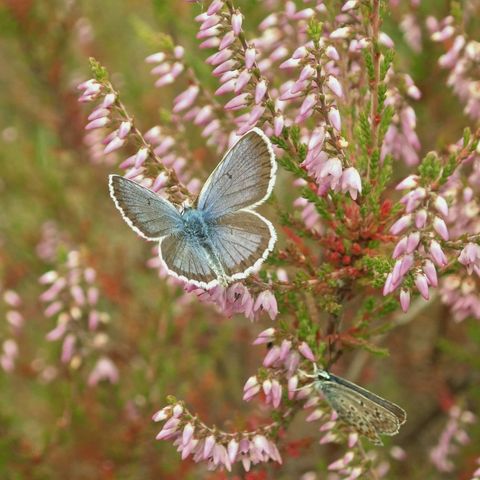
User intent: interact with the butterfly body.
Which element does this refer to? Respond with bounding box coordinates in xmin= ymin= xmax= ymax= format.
xmin=109 ymin=128 xmax=277 ymax=288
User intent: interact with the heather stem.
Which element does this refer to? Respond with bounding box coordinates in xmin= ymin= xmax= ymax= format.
xmin=368 ymin=0 xmax=382 ymax=179
xmin=108 ymin=83 xmax=193 ymax=204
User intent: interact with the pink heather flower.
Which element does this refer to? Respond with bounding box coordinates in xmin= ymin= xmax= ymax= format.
xmin=393 ymin=236 xmax=408 ymax=259
xmin=86 ymin=117 xmax=109 ymax=130
xmin=423 ymin=260 xmax=438 ymax=286
xmin=433 ymin=217 xmax=449 ymax=241
xmin=252 ymin=327 xmax=275 ymax=345
xmin=224 ymin=93 xmax=250 ymax=110
xmin=299 ymin=94 xmax=316 ymax=116
xmin=243 ymin=375 xmax=259 ymax=392
xmin=330 ymin=27 xmax=351 ymax=39
xmin=320 ymin=158 xmax=343 ymax=189
xmin=279 ymin=339 xmax=292 ymax=361
xmin=415 ymin=274 xmax=430 ymax=300
xmin=263 ymin=346 xmax=281 ymax=367
xmin=61 ymin=334 xmax=76 ymax=363
xmin=430 ymin=240 xmax=448 ymax=267
xmin=271 ymin=380 xmax=282 ymax=407
xmin=390 ymin=214 xmax=412 ymax=235
xmin=298 ymin=342 xmax=315 ymax=361
xmin=173 ymin=85 xmax=200 ymax=112
xmin=396 ymin=174 xmax=419 ymax=190
xmin=329 ymin=451 xmax=355 ymax=471
xmin=326 ymin=45 xmax=340 ymax=60
xmin=328 ymin=108 xmax=341 ymax=131
xmin=253 ymin=290 xmax=278 ymax=320
xmin=434 ymin=195 xmax=449 ymax=218
xmin=406 ymin=232 xmax=421 ymax=254
xmin=288 ymin=376 xmax=298 ymax=399
xmin=308 ymin=127 xmax=326 ymax=150
xmin=342 ymin=0 xmax=358 ymax=11
xmin=207 ymin=49 xmax=232 ymax=66
xmin=235 ymin=69 xmax=252 ymax=93
xmin=400 ymin=289 xmax=411 ymax=312
xmin=104 ymin=136 xmax=125 ymax=154
xmin=88 ymin=357 xmax=119 ymax=385
xmin=340 ymin=167 xmax=362 ymax=200
xmin=255 ymin=80 xmax=268 ymax=104
xmin=326 ymin=76 xmax=343 ymax=97
xmin=231 ymin=12 xmax=243 ymax=35
xmin=200 ymin=14 xmax=220 ymax=31
xmin=245 ymin=47 xmax=256 ymax=69
xmin=212 ymin=59 xmax=237 ymax=76
xmin=415 ymin=209 xmax=428 ymax=229
xmin=458 ymin=243 xmax=480 ymax=275
xmin=273 ymin=115 xmax=284 ymax=136
xmin=400 ymin=254 xmax=414 ymax=276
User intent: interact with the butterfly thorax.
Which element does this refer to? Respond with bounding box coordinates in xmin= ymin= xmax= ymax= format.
xmin=180 ymin=208 xmax=228 ymax=286
xmin=180 ymin=208 xmax=212 ymax=241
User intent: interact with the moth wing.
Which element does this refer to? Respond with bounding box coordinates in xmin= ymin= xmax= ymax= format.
xmin=320 ymin=381 xmax=384 ymax=445
xmin=197 ymin=128 xmax=276 ymax=218
xmin=109 ymin=175 xmax=182 ymax=240
xmin=210 ymin=210 xmax=276 ymax=281
xmin=320 ymin=380 xmax=404 ymax=444
xmin=160 ymin=233 xmax=216 ymax=288
xmin=328 ymin=374 xmax=407 ymax=426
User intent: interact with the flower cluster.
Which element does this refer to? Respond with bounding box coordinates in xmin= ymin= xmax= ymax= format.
xmin=153 ymin=401 xmax=282 ymax=472
xmin=430 ymin=405 xmax=476 ymax=473
xmin=428 ymin=15 xmax=480 ymax=120
xmin=384 ymin=173 xmax=450 ymax=310
xmin=1 ymin=289 xmax=24 ymax=373
xmin=39 ymin=250 xmax=118 ymax=385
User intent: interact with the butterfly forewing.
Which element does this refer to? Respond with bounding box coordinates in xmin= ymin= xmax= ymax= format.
xmin=328 ymin=373 xmax=407 ymax=426
xmin=109 ymin=175 xmax=182 ymax=240
xmin=197 ymin=128 xmax=277 ymax=218
xmin=211 ymin=210 xmax=276 ymax=280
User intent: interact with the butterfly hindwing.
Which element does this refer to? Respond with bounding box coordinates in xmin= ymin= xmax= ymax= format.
xmin=210 ymin=210 xmax=276 ymax=280
xmin=197 ymin=128 xmax=277 ymax=218
xmin=109 ymin=175 xmax=182 ymax=240
xmin=161 ymin=232 xmax=216 ymax=286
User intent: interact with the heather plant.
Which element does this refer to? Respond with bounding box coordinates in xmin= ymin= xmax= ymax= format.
xmin=1 ymin=0 xmax=480 ymax=478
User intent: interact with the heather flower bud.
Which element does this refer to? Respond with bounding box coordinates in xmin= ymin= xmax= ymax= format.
xmin=415 ymin=274 xmax=430 ymax=300
xmin=326 ymin=76 xmax=343 ymax=97
xmin=328 ymin=108 xmax=341 ymax=131
xmin=231 ymin=12 xmax=243 ymax=35
xmin=400 ymin=289 xmax=411 ymax=312
xmin=330 ymin=27 xmax=351 ymax=39
xmin=245 ymin=47 xmax=256 ymax=69
xmin=390 ymin=214 xmax=412 ymax=235
xmin=433 ymin=217 xmax=449 ymax=241
xmin=433 ymin=195 xmax=449 ymax=218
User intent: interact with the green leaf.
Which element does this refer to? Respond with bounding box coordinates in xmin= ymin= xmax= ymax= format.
xmin=89 ymin=57 xmax=109 ymax=82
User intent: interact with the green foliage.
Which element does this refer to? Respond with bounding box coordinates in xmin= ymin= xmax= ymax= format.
xmin=131 ymin=16 xmax=175 ymax=51
xmin=363 ymin=50 xmax=375 ymax=82
xmin=418 ymin=151 xmax=442 ymax=182
xmin=380 ymin=49 xmax=395 ymax=81
xmin=307 ymin=18 xmax=323 ymax=44
xmin=89 ymin=57 xmax=109 ymax=82
xmin=361 ymin=255 xmax=394 ymax=288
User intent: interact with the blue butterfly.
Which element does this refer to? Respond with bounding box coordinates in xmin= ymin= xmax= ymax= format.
xmin=109 ymin=128 xmax=277 ymax=289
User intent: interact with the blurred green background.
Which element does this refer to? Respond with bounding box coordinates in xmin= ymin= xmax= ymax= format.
xmin=0 ymin=0 xmax=479 ymax=479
